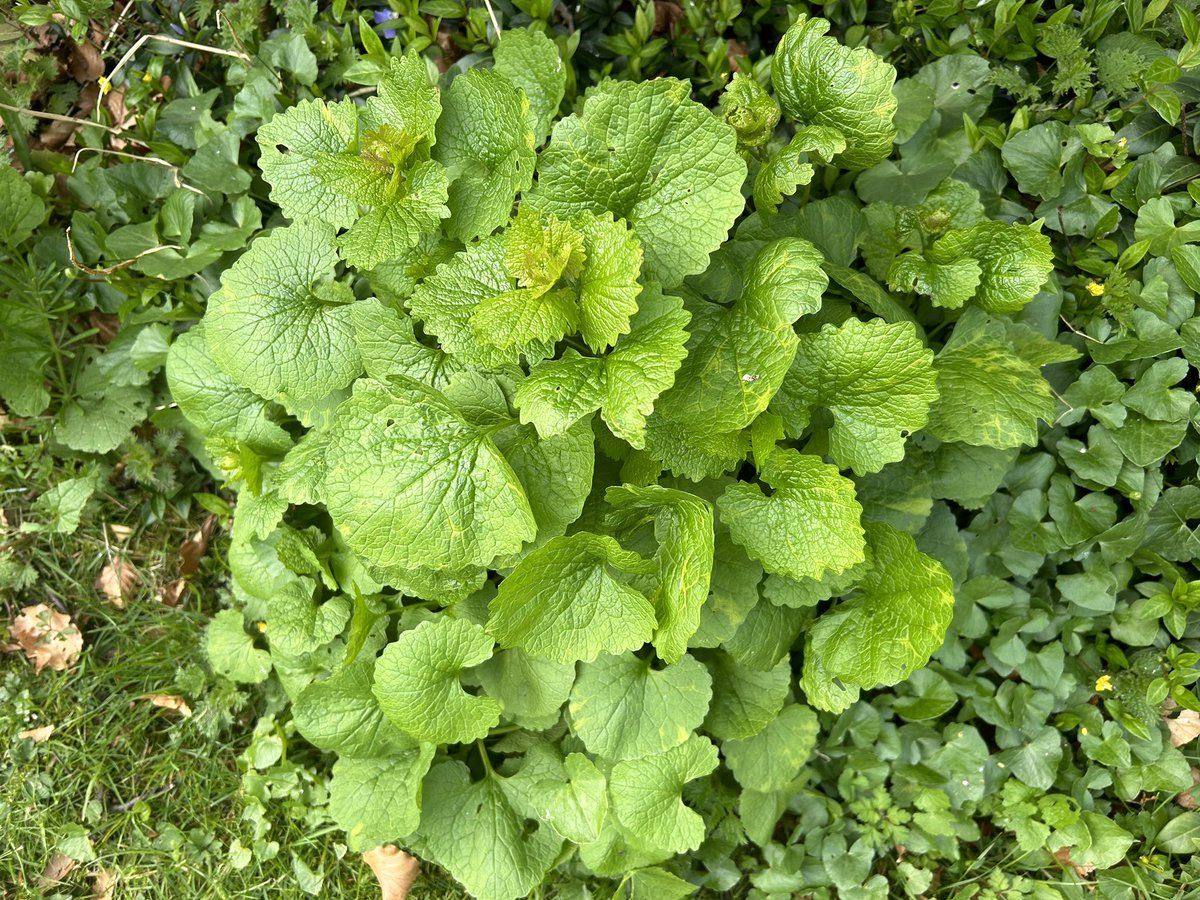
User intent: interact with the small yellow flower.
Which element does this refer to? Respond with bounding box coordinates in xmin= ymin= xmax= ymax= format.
xmin=1095 ymin=674 xmax=1113 ymax=692
xmin=142 ymin=72 xmax=153 ymax=84
xmin=98 ymin=75 xmax=111 ymax=96
xmin=1080 ymin=726 xmax=1088 ymax=736
xmin=1086 ymin=281 xmax=1105 ymax=297
xmin=256 ymin=621 xmax=267 ymax=633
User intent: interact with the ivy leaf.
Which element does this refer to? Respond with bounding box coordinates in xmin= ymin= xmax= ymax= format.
xmin=322 ymin=378 xmax=535 ymax=572
xmin=569 ymin=652 xmax=712 ymax=760
xmin=530 ymin=78 xmax=746 ymax=287
xmin=605 ymin=485 xmax=715 ymax=663
xmin=771 ymin=14 xmax=897 ymax=170
xmin=805 ymin=523 xmax=954 ymax=704
xmin=204 ymin=223 xmax=361 ymax=401
xmin=773 ymin=318 xmax=938 ymax=475
xmin=717 ymin=448 xmax=865 ymax=581
xmin=609 ymin=735 xmax=720 ymax=855
xmin=434 ymin=69 xmax=535 ymax=242
xmin=487 ymin=533 xmax=656 ymax=664
xmin=373 ymin=618 xmax=501 ymax=745
xmin=515 ymin=286 xmax=691 ymax=448
xmin=417 ymin=761 xmax=563 ymax=900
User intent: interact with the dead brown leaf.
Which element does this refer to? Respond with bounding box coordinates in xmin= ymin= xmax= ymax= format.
xmin=159 ymin=579 xmax=187 ymax=607
xmin=1167 ymin=709 xmax=1200 ymax=747
xmin=39 ymin=852 xmax=77 ymax=889
xmin=179 ymin=515 xmax=216 ymax=576
xmin=363 ymin=845 xmax=419 ymax=900
xmin=8 ymin=604 xmax=83 ymax=674
xmin=18 ymin=724 xmax=55 ymax=743
xmin=69 ymin=41 xmax=104 ymax=81
xmin=95 ymin=556 xmax=139 ymax=608
xmin=1053 ymin=846 xmax=1096 ymax=878
xmin=140 ymin=694 xmax=192 ymax=717
xmin=91 ymin=866 xmax=116 ymax=900
xmin=108 ymin=524 xmax=134 ymax=542
xmin=1178 ymin=767 xmax=1200 ymax=810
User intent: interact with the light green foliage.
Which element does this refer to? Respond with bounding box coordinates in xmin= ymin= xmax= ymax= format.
xmin=719 ymin=73 xmax=781 ymax=149
xmin=373 ymin=618 xmax=501 ymax=744
xmin=0 ymin=164 xmax=46 ymax=247
xmin=487 ymin=533 xmax=657 ymax=664
xmin=718 ymin=449 xmax=865 ymax=581
xmin=754 ymin=126 xmax=846 ymax=215
xmin=493 ymin=27 xmax=566 ymax=143
xmin=529 ymin=78 xmax=746 ymax=286
xmin=569 ymin=652 xmax=712 ymax=760
xmin=329 ymin=745 xmax=435 ymax=849
xmin=609 ymin=736 xmax=719 ymax=855
xmin=722 ymin=704 xmax=819 ymax=792
xmin=204 ymin=223 xmax=361 ymax=401
xmin=321 ymin=378 xmax=535 ymax=571
xmin=804 ymin=523 xmax=954 ymax=709
xmin=771 ymin=14 xmax=898 ymax=170
xmin=773 ymin=318 xmax=938 ymax=474
xmin=205 ymin=610 xmax=272 ymax=684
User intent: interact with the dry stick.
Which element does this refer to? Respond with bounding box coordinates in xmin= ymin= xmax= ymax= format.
xmin=0 ymin=102 xmax=123 ymax=135
xmin=480 ymin=0 xmax=502 ymax=41
xmin=70 ymin=147 xmax=204 ymax=195
xmin=65 ymin=226 xmax=182 ymax=277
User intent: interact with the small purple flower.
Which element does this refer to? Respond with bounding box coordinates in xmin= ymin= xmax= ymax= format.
xmin=373 ymin=9 xmax=397 ymax=40
xmin=169 ymin=23 xmax=184 ymax=35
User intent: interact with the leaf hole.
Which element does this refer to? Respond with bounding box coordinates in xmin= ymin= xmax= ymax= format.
xmin=950 ymin=81 xmax=960 ymax=89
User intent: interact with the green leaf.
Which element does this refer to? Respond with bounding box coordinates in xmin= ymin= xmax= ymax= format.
xmin=18 ymin=476 xmax=94 ymax=535
xmin=373 ymin=618 xmax=501 ymax=744
xmin=350 ymin=298 xmax=461 ymax=388
xmin=702 ymin=653 xmax=790 ymax=740
xmin=418 ymin=761 xmax=563 ymax=900
xmin=569 ymin=652 xmax=712 ymax=760
xmin=329 ymin=744 xmax=435 ymax=850
xmin=0 ymin=163 xmax=46 ymax=246
xmin=335 ymin=160 xmax=450 ymax=270
xmin=530 ymin=78 xmax=746 ymax=287
xmin=771 ymin=14 xmax=897 ymax=170
xmin=926 ymin=309 xmax=1059 ymax=448
xmin=266 ymin=580 xmax=351 ymax=657
xmin=930 ymin=221 xmax=1054 ymax=314
xmin=717 ymin=448 xmax=865 ymax=581
xmin=506 ymin=748 xmax=609 ymax=843
xmin=719 ymin=72 xmax=781 ymax=149
xmin=609 ymin=735 xmax=719 ymax=855
xmin=293 ymin=660 xmax=410 ymax=756
xmin=204 ymin=609 xmax=272 ymax=684
xmin=167 ymin=326 xmax=293 ymax=455
xmin=493 ymin=27 xmax=566 ymax=143
xmin=805 ymin=523 xmax=954 ymax=701
xmin=476 ymin=649 xmax=575 ymax=729
xmin=722 ymin=704 xmax=819 ymax=792
xmin=753 ymin=126 xmax=846 ymax=215
xmin=1145 ymin=486 xmax=1200 ymax=561
xmin=659 ymin=238 xmax=828 ymax=432
xmin=575 ymin=212 xmax=644 ymax=351
xmin=888 ymin=251 xmax=982 ymax=309
xmin=322 ymin=378 xmax=535 ymax=571
xmin=605 ymin=485 xmax=714 ymax=663
xmin=434 ymin=68 xmax=535 ymax=242
xmin=204 ymin=223 xmax=361 ymax=401
xmin=626 ymin=867 xmax=697 ymax=899
xmin=515 ymin=286 xmax=690 ymax=448
xmin=488 ymin=533 xmax=656 ymax=664
xmin=773 ymin=317 xmax=938 ymax=474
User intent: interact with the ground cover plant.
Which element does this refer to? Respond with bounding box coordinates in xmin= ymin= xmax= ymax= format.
xmin=3 ymin=0 xmax=1200 ymax=897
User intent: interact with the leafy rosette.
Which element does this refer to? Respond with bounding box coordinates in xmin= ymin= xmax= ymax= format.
xmin=171 ymin=22 xmax=1069 ymax=900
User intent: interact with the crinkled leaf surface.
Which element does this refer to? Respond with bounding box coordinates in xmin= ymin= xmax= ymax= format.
xmin=493 ymin=27 xmax=566 ymax=143
xmin=322 ymin=378 xmax=535 ymax=571
xmin=530 ymin=78 xmax=746 ymax=286
xmin=294 ymin=660 xmax=411 ymax=757
xmin=773 ymin=318 xmax=938 ymax=474
xmin=722 ymin=704 xmax=820 ymax=792
xmin=717 ymin=449 xmax=865 ymax=581
xmin=373 ymin=618 xmax=501 ymax=744
xmin=330 ymin=744 xmax=435 ymax=850
xmin=205 ymin=223 xmax=361 ymax=401
xmin=771 ymin=14 xmax=897 ymax=170
xmin=515 ymin=286 xmax=690 ymax=448
xmin=569 ymin=652 xmax=712 ymax=760
xmin=488 ymin=533 xmax=656 ymax=664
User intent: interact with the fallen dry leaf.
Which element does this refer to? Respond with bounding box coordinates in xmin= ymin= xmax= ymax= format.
xmin=18 ymin=724 xmax=55 ymax=743
xmin=8 ymin=604 xmax=83 ymax=674
xmin=39 ymin=852 xmax=77 ymax=888
xmin=1178 ymin=767 xmax=1200 ymax=810
xmin=1167 ymin=709 xmax=1200 ymax=747
xmin=108 ymin=524 xmax=134 ymax=541
xmin=363 ymin=845 xmax=419 ymax=900
xmin=140 ymin=694 xmax=192 ymax=717
xmin=1052 ymin=846 xmax=1096 ymax=878
xmin=159 ymin=579 xmax=186 ymax=607
xmin=91 ymin=866 xmax=116 ymax=900
xmin=179 ymin=515 xmax=217 ymax=576
xmin=69 ymin=40 xmax=104 ymax=81
xmin=95 ymin=556 xmax=139 ymax=608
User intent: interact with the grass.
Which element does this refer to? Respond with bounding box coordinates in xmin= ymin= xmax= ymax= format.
xmin=0 ymin=434 xmax=465 ymax=899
